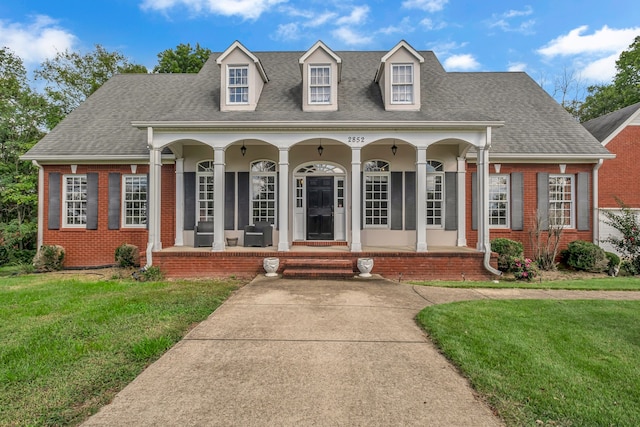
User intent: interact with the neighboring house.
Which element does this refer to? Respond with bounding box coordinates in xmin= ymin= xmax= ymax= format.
xmin=583 ymin=101 xmax=640 ymax=254
xmin=22 ymin=40 xmax=612 ymax=279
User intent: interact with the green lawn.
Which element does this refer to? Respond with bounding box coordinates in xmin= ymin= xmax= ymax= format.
xmin=417 ymin=299 xmax=640 ymax=426
xmin=0 ymin=272 xmax=241 ymax=426
xmin=411 ymin=275 xmax=640 ymax=290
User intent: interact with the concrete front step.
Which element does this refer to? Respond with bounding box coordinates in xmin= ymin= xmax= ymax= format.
xmin=282 ymin=258 xmax=355 ymax=279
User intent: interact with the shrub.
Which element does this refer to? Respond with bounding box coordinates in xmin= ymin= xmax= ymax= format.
xmin=513 ymin=258 xmax=538 ymax=281
xmin=33 ymin=245 xmax=65 ymax=272
xmin=564 ymin=240 xmax=608 ymax=273
xmin=602 ymin=202 xmax=640 ymax=275
xmin=606 ymin=252 xmax=621 ymax=276
xmin=491 ymin=238 xmax=524 ymax=272
xmin=140 ymin=266 xmax=163 ymax=282
xmin=115 ymin=243 xmax=140 ymax=268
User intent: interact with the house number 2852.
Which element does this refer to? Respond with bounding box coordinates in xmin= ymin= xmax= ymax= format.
xmin=347 ymin=136 xmax=365 ymax=143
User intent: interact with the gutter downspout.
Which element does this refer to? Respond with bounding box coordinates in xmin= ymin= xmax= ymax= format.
xmin=481 ymin=128 xmax=502 ymax=276
xmin=592 ymin=159 xmax=604 ymax=245
xmin=32 ymin=161 xmax=44 ymax=251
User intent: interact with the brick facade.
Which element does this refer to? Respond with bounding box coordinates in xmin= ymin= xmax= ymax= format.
xmin=598 ymin=125 xmax=640 ymax=208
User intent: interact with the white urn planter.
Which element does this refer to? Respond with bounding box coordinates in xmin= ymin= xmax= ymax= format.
xmin=357 ymin=257 xmax=374 ymax=278
xmin=263 ymin=257 xmax=280 ymax=277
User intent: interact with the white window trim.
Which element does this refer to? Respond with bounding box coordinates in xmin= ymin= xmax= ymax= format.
xmin=121 ymin=174 xmax=147 ymax=228
xmin=426 ymin=160 xmax=444 ymax=229
xmin=363 ymin=160 xmax=390 ymax=229
xmin=196 ymin=160 xmax=215 ymax=223
xmin=308 ymin=64 xmax=331 ymax=105
xmin=250 ymin=160 xmax=278 ymax=225
xmin=62 ymin=174 xmax=87 ymax=228
xmin=227 ymin=64 xmax=249 ymax=105
xmin=489 ymin=174 xmax=510 ymax=229
xmin=549 ymin=174 xmax=575 ymax=229
xmin=391 ymin=63 xmax=414 ymax=105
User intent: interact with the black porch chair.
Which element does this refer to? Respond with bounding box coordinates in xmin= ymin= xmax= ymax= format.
xmin=243 ymin=221 xmax=273 ymax=247
xmin=195 ymin=221 xmax=214 ymax=247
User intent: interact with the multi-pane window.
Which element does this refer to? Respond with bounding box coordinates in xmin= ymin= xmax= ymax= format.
xmin=309 ymin=65 xmax=331 ymax=104
xmin=123 ymin=175 xmax=147 ymax=227
xmin=364 ymin=160 xmax=390 ymax=227
xmin=549 ymin=175 xmax=574 ymax=227
xmin=426 ymin=160 xmax=444 ymax=227
xmin=228 ymin=65 xmax=249 ymax=104
xmin=197 ymin=161 xmax=214 ymax=222
xmin=391 ymin=64 xmax=413 ymax=104
xmin=489 ymin=175 xmax=509 ymax=227
xmin=63 ymin=175 xmax=87 ymax=226
xmin=251 ymin=160 xmax=277 ymax=224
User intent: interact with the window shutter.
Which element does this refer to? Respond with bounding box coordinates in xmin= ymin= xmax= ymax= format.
xmin=48 ymin=173 xmax=61 ymax=230
xmin=577 ymin=172 xmax=590 ymax=231
xmin=390 ymin=172 xmax=403 ymax=230
xmin=237 ymin=172 xmax=249 ymax=228
xmin=471 ymin=172 xmax=477 ymax=230
xmin=85 ymin=173 xmax=99 ymax=230
xmin=225 ymin=171 xmax=235 ymax=230
xmin=404 ymin=172 xmax=416 ymax=230
xmin=537 ymin=172 xmax=549 ymax=231
xmin=184 ymin=172 xmax=195 ymax=230
xmin=444 ymin=172 xmax=457 ymax=230
xmin=510 ymin=172 xmax=524 ymax=231
xmin=108 ymin=173 xmax=121 ymax=230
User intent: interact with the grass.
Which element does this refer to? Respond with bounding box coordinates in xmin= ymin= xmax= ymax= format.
xmin=417 ymin=299 xmax=640 ymax=426
xmin=410 ymin=275 xmax=640 ymax=290
xmin=0 ymin=271 xmax=242 ymax=426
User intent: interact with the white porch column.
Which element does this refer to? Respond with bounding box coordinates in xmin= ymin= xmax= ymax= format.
xmin=416 ymin=147 xmax=427 ymax=252
xmin=350 ymin=147 xmax=362 ymax=252
xmin=149 ymin=144 xmax=162 ymax=251
xmin=477 ymin=146 xmax=490 ymax=252
xmin=212 ymin=147 xmax=225 ymax=251
xmin=278 ymin=148 xmax=290 ymax=251
xmin=456 ymin=156 xmax=467 ymax=247
xmin=174 ymin=158 xmax=184 ymax=246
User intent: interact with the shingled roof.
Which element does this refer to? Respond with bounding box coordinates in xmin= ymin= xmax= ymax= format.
xmin=582 ymin=101 xmax=640 ymax=143
xmin=23 ymin=48 xmax=611 ymax=161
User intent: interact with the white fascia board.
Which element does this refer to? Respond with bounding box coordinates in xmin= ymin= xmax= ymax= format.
xmin=466 ymin=152 xmax=616 ymax=163
xmin=602 ymin=107 xmax=640 ymax=147
xmin=19 ymin=154 xmax=175 ymax=164
xmin=216 ymin=40 xmax=268 ymax=83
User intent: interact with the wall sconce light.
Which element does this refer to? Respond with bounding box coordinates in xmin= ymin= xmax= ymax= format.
xmin=391 ymin=141 xmax=398 ymax=156
xmin=317 ymin=141 xmax=324 ymax=156
xmin=240 ymin=141 xmax=247 ymax=157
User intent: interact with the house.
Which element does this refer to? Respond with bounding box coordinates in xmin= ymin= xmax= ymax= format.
xmin=22 ymin=40 xmax=613 ymax=279
xmin=582 ymin=102 xmax=640 ymax=253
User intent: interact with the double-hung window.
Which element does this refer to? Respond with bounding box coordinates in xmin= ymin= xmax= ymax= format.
xmin=228 ymin=65 xmax=249 ymax=104
xmin=122 ymin=175 xmax=147 ymax=227
xmin=309 ymin=65 xmax=331 ymax=104
xmin=549 ymin=175 xmax=574 ymax=227
xmin=197 ymin=161 xmax=215 ymax=223
xmin=63 ymin=175 xmax=87 ymax=227
xmin=426 ymin=161 xmax=444 ymax=227
xmin=489 ymin=175 xmax=509 ymax=227
xmin=250 ymin=160 xmax=277 ymax=224
xmin=391 ymin=64 xmax=413 ymax=104
xmin=364 ymin=160 xmax=390 ymax=227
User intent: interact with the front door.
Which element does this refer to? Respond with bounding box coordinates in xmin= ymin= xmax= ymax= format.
xmin=306 ymin=176 xmax=334 ymax=240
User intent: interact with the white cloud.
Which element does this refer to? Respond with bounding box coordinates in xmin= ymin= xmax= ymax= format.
xmin=332 ymin=27 xmax=373 ymax=46
xmin=0 ymin=15 xmax=76 ymax=65
xmin=538 ymin=25 xmax=640 ymax=57
xmin=401 ymin=0 xmax=448 ymax=12
xmin=304 ymin=11 xmax=338 ymax=28
xmin=488 ymin=6 xmax=535 ymax=34
xmin=427 ymin=40 xmax=467 ymax=57
xmin=140 ymin=0 xmax=287 ymax=20
xmin=508 ymin=62 xmax=527 ymax=72
xmin=272 ymin=23 xmax=299 ymax=41
xmin=420 ymin=18 xmax=447 ymax=31
xmin=378 ymin=17 xmax=414 ymax=36
xmin=579 ymin=53 xmax=619 ymax=82
xmin=335 ymin=5 xmax=369 ymax=26
xmin=443 ymin=54 xmax=480 ymax=71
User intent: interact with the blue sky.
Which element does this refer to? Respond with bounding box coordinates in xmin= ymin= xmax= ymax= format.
xmin=1 ymin=0 xmax=639 ymax=99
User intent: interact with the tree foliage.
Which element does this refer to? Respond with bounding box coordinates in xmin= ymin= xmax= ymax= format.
xmin=577 ymin=36 xmax=640 ymax=122
xmin=35 ymin=44 xmax=147 ymax=126
xmin=153 ymin=43 xmax=211 ymax=73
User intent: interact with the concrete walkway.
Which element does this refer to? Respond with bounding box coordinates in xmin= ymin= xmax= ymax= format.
xmin=82 ymin=277 xmax=640 ymax=426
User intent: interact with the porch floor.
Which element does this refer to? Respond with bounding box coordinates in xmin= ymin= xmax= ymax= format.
xmin=161 ymin=244 xmax=478 ymax=254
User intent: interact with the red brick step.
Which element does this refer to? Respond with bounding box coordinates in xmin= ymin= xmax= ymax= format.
xmin=282 ymin=258 xmax=355 ymax=279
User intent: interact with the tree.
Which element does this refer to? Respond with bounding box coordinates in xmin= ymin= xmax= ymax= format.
xmin=35 ymin=44 xmax=147 ymax=126
xmin=153 ymin=43 xmax=212 ymax=73
xmin=577 ymin=36 xmax=640 ymax=122
xmin=0 ymin=48 xmax=50 ymax=263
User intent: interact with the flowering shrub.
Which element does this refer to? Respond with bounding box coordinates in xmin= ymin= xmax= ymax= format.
xmin=513 ymin=258 xmax=538 ymax=281
xmin=602 ymin=202 xmax=640 ymax=275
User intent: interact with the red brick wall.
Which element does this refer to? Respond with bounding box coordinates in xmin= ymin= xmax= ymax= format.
xmin=42 ymin=163 xmax=175 ymax=268
xmin=599 ymin=125 xmax=640 ymax=208
xmin=466 ymin=163 xmax=594 ymax=258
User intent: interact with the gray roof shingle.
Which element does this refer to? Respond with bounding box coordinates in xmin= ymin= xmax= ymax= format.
xmin=24 ymin=49 xmax=611 ymax=160
xmin=582 ymin=101 xmax=640 ymax=142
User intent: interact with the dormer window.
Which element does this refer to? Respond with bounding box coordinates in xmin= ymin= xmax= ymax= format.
xmin=309 ymin=65 xmax=331 ymax=104
xmin=391 ymin=64 xmax=413 ymax=104
xmin=228 ymin=65 xmax=249 ymax=104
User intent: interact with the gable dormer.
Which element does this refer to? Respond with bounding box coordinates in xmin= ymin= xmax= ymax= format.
xmin=374 ymin=40 xmax=424 ymax=112
xmin=216 ymin=41 xmax=268 ymax=112
xmin=299 ymin=41 xmax=342 ymax=112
